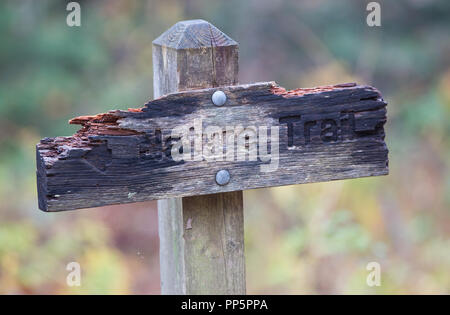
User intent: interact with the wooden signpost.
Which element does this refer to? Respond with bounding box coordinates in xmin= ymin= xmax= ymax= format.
xmin=35 ymin=20 xmax=388 ymax=294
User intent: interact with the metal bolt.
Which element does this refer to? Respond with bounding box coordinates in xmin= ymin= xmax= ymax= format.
xmin=215 ymin=170 xmax=230 ymax=186
xmin=212 ymin=90 xmax=227 ymax=106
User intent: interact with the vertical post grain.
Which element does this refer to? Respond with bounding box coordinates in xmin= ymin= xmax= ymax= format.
xmin=153 ymin=20 xmax=245 ymax=294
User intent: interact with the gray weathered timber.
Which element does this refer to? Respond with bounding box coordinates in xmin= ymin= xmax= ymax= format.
xmin=182 ymin=191 xmax=245 ymax=294
xmin=36 ymin=81 xmax=388 ymax=211
xmin=157 ymin=197 xmax=185 ymax=294
xmin=153 ymin=19 xmax=238 ymax=96
xmin=153 ymin=20 xmax=245 ymax=295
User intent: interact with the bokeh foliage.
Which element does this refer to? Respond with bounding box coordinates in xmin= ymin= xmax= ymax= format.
xmin=0 ymin=0 xmax=449 ymax=294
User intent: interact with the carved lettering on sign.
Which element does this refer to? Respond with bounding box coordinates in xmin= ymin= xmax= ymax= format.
xmin=36 ymin=82 xmax=388 ymax=211
xmin=278 ymin=112 xmax=366 ymax=147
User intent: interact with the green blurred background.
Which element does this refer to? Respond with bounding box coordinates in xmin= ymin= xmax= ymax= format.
xmin=0 ymin=0 xmax=449 ymax=294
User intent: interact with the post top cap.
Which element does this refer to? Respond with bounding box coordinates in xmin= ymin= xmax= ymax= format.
xmin=153 ymin=19 xmax=238 ymax=49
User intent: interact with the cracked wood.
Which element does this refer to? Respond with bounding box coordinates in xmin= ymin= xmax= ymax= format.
xmin=36 ymin=81 xmax=388 ymax=211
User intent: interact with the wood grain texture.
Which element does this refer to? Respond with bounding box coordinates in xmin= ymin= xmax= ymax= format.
xmin=157 ymin=197 xmax=185 ymax=294
xmin=152 ymin=20 xmax=245 ymax=295
xmin=36 ymin=81 xmax=388 ymax=211
xmin=182 ymin=191 xmax=245 ymax=294
xmin=153 ymin=19 xmax=238 ymax=95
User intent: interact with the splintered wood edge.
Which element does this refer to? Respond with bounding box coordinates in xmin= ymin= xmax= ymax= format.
xmin=36 ymin=81 xmax=387 ymax=211
xmin=71 ymin=81 xmax=365 ymax=135
xmin=37 ymin=81 xmax=370 ymax=163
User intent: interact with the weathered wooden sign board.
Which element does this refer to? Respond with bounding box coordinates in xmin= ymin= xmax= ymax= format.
xmin=37 ymin=81 xmax=388 ymax=212
xmin=35 ymin=19 xmax=389 ymax=295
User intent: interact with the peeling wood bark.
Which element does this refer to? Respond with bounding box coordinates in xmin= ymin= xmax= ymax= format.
xmin=36 ymin=81 xmax=388 ymax=212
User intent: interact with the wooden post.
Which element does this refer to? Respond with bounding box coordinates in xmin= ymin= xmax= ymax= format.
xmin=35 ymin=20 xmax=388 ymax=296
xmin=153 ymin=20 xmax=246 ymax=294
